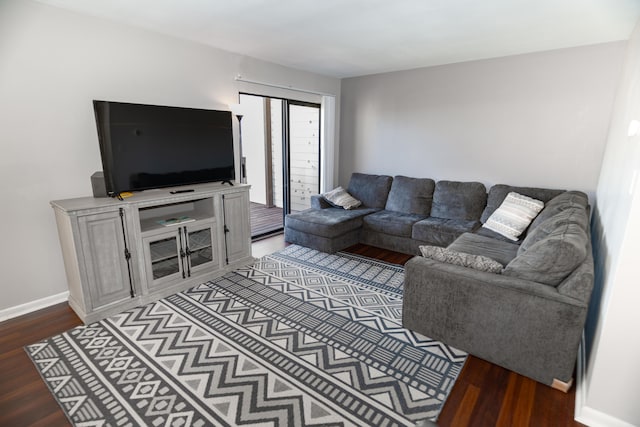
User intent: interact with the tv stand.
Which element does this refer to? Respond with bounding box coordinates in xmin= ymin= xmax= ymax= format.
xmin=51 ymin=182 xmax=252 ymax=323
xmin=221 ymin=180 xmax=234 ymax=186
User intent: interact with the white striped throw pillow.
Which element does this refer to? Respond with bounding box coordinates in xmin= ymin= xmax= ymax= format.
xmin=322 ymin=186 xmax=362 ymax=210
xmin=482 ymin=192 xmax=544 ymax=241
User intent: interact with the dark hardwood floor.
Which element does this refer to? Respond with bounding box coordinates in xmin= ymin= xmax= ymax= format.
xmin=0 ymin=303 xmax=82 ymax=426
xmin=0 ymin=237 xmax=583 ymax=426
xmin=345 ymin=243 xmax=584 ymax=427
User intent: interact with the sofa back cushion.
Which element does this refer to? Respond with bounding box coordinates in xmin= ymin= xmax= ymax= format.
xmin=503 ymin=219 xmax=588 ymax=287
xmin=527 ymin=191 xmax=589 ymax=235
xmin=430 ymin=180 xmax=487 ymax=221
xmin=385 ymin=175 xmax=436 ymax=215
xmin=480 ymin=185 xmax=565 ymax=224
xmin=557 ymin=249 xmax=594 ymax=302
xmin=347 ymin=173 xmax=393 ymax=209
xmin=520 ymin=206 xmax=589 ymax=253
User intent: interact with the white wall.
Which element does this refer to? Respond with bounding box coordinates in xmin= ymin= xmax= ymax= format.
xmin=0 ymin=0 xmax=340 ymax=314
xmin=577 ymin=20 xmax=640 ymax=427
xmin=339 ymin=43 xmax=626 ymax=196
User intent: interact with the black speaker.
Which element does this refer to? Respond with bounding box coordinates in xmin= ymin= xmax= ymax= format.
xmin=91 ymin=171 xmax=108 ymax=198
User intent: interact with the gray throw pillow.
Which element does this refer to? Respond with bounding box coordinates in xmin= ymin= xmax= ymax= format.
xmin=322 ymin=186 xmax=362 ymax=210
xmin=419 ymin=245 xmax=504 ymax=273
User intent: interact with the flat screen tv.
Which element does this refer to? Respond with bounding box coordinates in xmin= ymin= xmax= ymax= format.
xmin=93 ymin=100 xmax=235 ymax=196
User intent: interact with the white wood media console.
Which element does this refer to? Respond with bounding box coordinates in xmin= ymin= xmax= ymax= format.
xmin=51 ymin=182 xmax=253 ymax=323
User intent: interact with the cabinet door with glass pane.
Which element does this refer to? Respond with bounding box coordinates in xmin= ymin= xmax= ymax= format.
xmin=142 ymin=231 xmax=183 ymax=290
xmin=185 ymin=221 xmax=219 ymax=277
xmin=142 ymin=220 xmax=219 ymax=291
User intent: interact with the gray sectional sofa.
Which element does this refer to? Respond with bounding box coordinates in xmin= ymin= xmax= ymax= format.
xmin=284 ymin=172 xmax=594 ymax=390
xmin=286 ymin=173 xmax=490 ymax=254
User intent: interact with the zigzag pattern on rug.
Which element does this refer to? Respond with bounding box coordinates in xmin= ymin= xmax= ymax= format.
xmin=27 ymin=245 xmax=467 ymax=426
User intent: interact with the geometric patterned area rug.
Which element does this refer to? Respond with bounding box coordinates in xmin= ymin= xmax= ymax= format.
xmin=26 ymin=244 xmax=466 ymax=426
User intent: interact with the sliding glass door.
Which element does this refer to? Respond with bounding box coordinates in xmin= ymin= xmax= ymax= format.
xmin=239 ymin=94 xmax=320 ymax=239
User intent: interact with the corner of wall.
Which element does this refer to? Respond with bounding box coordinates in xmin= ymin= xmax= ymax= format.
xmin=575 ymin=332 xmax=637 ymax=427
xmin=584 ymin=205 xmax=607 ymax=362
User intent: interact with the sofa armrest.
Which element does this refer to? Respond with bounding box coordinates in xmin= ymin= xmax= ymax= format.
xmin=310 ymin=194 xmax=332 ymax=209
xmin=406 ymin=256 xmax=586 ymax=306
xmin=403 ymin=256 xmax=587 ymax=385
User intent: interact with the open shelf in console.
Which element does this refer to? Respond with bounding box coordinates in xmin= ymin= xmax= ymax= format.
xmin=139 ymin=197 xmax=215 ymax=234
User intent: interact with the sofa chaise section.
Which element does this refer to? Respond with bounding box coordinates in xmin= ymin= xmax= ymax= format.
xmin=284 ymin=207 xmax=378 ymax=253
xmin=284 ymin=173 xmax=392 ymax=253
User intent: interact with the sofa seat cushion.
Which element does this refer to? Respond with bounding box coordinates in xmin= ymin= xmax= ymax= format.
xmin=412 ymin=217 xmax=480 ymax=247
xmin=430 ymin=180 xmax=487 ymax=221
xmin=363 ymin=210 xmax=427 ymax=237
xmin=473 ymin=226 xmax=523 ymax=243
xmin=385 ymin=175 xmax=435 ymax=215
xmin=448 ymin=232 xmax=519 ymax=266
xmin=285 ymin=207 xmax=377 ymax=238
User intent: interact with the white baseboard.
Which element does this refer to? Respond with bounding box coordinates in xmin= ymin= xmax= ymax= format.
xmin=575 ymin=334 xmax=636 ymax=427
xmin=0 ymin=291 xmax=69 ymax=322
xmin=576 ymin=406 xmax=637 ymax=427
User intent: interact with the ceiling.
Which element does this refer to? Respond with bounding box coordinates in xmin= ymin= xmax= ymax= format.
xmin=36 ymin=0 xmax=640 ymax=78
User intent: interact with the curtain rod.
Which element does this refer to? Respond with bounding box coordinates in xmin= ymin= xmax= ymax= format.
xmin=234 ymin=74 xmax=335 ymax=97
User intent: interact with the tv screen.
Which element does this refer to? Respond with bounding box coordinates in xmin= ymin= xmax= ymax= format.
xmin=93 ymin=100 xmax=235 ymax=196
